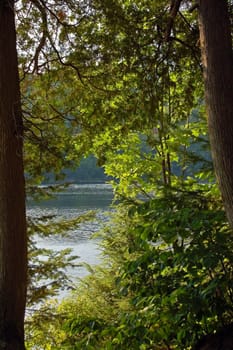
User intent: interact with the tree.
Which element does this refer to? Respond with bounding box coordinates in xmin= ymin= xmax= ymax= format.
xmin=0 ymin=0 xmax=230 ymax=348
xmin=0 ymin=1 xmax=27 ymax=349
xmin=198 ymin=0 xmax=233 ymax=227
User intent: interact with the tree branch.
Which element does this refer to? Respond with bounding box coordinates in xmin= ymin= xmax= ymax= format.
xmin=30 ymin=0 xmax=48 ymax=73
xmin=164 ymin=0 xmax=183 ymax=41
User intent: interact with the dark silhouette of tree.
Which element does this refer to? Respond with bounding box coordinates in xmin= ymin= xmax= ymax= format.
xmin=198 ymin=0 xmax=233 ymax=227
xmin=0 ymin=1 xmax=27 ymax=349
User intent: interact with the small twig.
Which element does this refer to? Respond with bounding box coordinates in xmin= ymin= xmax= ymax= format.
xmin=189 ymin=3 xmax=199 ymax=13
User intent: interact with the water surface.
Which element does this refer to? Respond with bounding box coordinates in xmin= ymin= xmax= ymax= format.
xmin=27 ymin=184 xmax=113 ymax=295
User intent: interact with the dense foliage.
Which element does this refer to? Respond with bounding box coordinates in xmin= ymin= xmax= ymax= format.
xmin=25 ymin=115 xmax=233 ymax=350
xmin=14 ymin=0 xmax=233 ymax=349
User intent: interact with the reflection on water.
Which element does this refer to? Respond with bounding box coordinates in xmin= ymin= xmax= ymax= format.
xmin=27 ymin=184 xmax=113 ymax=292
xmin=27 ymin=183 xmax=113 ymax=210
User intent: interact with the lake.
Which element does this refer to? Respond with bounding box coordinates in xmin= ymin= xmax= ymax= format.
xmin=26 ymin=183 xmax=113 ymax=298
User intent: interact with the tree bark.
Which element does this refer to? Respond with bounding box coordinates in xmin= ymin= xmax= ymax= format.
xmin=198 ymin=0 xmax=233 ymax=226
xmin=193 ymin=323 xmax=233 ymax=350
xmin=0 ymin=1 xmax=27 ymax=349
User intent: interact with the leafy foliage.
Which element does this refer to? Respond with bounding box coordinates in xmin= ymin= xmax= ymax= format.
xmin=26 ymin=180 xmax=233 ymax=349
xmin=24 ymin=100 xmax=233 ymax=348
xmin=13 ymin=1 xmax=233 ymax=349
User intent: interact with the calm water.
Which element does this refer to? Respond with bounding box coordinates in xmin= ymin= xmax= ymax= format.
xmin=27 ymin=184 xmax=113 ymax=297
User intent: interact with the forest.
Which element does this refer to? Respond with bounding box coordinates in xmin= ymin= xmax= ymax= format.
xmin=0 ymin=1 xmax=232 ymax=349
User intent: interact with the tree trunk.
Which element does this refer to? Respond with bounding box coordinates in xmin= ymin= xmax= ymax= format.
xmin=193 ymin=323 xmax=233 ymax=350
xmin=0 ymin=1 xmax=27 ymax=349
xmin=198 ymin=0 xmax=233 ymax=226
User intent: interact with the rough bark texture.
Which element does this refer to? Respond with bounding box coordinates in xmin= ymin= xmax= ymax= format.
xmin=198 ymin=0 xmax=233 ymax=226
xmin=0 ymin=1 xmax=27 ymax=349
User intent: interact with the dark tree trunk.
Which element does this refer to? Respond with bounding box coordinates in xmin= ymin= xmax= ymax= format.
xmin=198 ymin=0 xmax=233 ymax=226
xmin=0 ymin=1 xmax=27 ymax=349
xmin=193 ymin=323 xmax=233 ymax=350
